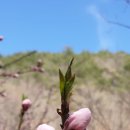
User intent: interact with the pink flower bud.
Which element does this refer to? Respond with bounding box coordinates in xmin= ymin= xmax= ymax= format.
xmin=63 ymin=108 xmax=91 ymax=130
xmin=0 ymin=36 xmax=4 ymax=41
xmin=31 ymin=66 xmax=44 ymax=73
xmin=36 ymin=124 xmax=55 ymax=130
xmin=22 ymin=99 xmax=32 ymax=111
xmin=12 ymin=73 xmax=19 ymax=78
xmin=31 ymin=66 xmax=39 ymax=71
xmin=37 ymin=59 xmax=43 ymax=67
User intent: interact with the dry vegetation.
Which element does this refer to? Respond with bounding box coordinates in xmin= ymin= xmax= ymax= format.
xmin=0 ymin=50 xmax=130 ymax=130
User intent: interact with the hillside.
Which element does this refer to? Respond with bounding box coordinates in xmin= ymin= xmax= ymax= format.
xmin=0 ymin=50 xmax=130 ymax=130
xmin=1 ymin=49 xmax=130 ymax=89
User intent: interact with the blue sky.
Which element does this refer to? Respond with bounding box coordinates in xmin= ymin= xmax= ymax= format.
xmin=0 ymin=0 xmax=130 ymax=55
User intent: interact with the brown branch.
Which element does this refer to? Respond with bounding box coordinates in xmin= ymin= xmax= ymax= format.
xmin=1 ymin=51 xmax=36 ymax=69
xmin=100 ymin=12 xmax=130 ymax=30
xmin=107 ymin=20 xmax=130 ymax=29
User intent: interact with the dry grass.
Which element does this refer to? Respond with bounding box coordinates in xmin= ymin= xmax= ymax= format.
xmin=0 ymin=78 xmax=130 ymax=130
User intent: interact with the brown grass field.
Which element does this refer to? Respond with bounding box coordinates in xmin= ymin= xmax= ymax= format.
xmin=0 ymin=51 xmax=130 ymax=130
xmin=0 ymin=79 xmax=130 ymax=130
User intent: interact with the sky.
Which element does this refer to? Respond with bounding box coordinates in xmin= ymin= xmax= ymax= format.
xmin=0 ymin=0 xmax=130 ymax=55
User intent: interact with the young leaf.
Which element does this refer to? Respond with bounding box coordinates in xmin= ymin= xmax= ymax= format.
xmin=65 ymin=58 xmax=74 ymax=81
xmin=22 ymin=94 xmax=28 ymax=101
xmin=64 ymin=74 xmax=75 ymax=101
xmin=59 ymin=69 xmax=65 ymax=95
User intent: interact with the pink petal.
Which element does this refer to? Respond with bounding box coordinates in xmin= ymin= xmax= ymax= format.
xmin=37 ymin=124 xmax=55 ymax=130
xmin=64 ymin=108 xmax=91 ymax=130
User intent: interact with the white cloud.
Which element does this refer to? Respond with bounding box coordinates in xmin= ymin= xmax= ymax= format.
xmin=87 ymin=5 xmax=116 ymax=51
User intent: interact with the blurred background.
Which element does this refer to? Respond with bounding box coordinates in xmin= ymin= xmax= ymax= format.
xmin=0 ymin=1 xmax=130 ymax=130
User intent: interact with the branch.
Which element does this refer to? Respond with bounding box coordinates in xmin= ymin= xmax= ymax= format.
xmin=1 ymin=51 xmax=37 ymax=69
xmin=107 ymin=20 xmax=130 ymax=29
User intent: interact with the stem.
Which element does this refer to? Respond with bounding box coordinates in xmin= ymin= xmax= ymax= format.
xmin=60 ymin=100 xmax=69 ymax=129
xmin=17 ymin=109 xmax=24 ymax=130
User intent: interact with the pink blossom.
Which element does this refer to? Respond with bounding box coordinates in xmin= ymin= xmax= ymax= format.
xmin=0 ymin=36 xmax=3 ymax=41
xmin=12 ymin=73 xmax=19 ymax=78
xmin=63 ymin=108 xmax=91 ymax=130
xmin=31 ymin=66 xmax=44 ymax=73
xmin=22 ymin=99 xmax=32 ymax=111
xmin=36 ymin=124 xmax=55 ymax=130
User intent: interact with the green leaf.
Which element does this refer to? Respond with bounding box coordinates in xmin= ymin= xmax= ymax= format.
xmin=64 ymin=74 xmax=75 ymax=100
xmin=65 ymin=58 xmax=74 ymax=81
xmin=59 ymin=69 xmax=65 ymax=95
xmin=22 ymin=94 xmax=28 ymax=101
xmin=59 ymin=58 xmax=75 ymax=102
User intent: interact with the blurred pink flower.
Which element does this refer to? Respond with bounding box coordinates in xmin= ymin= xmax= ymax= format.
xmin=12 ymin=73 xmax=20 ymax=78
xmin=63 ymin=108 xmax=91 ymax=130
xmin=22 ymin=99 xmax=32 ymax=111
xmin=36 ymin=124 xmax=55 ymax=130
xmin=31 ymin=66 xmax=44 ymax=73
xmin=0 ymin=36 xmax=4 ymax=41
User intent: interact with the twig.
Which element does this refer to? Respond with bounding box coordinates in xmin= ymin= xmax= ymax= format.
xmin=17 ymin=109 xmax=24 ymax=130
xmin=1 ymin=51 xmax=36 ymax=69
xmin=107 ymin=20 xmax=130 ymax=29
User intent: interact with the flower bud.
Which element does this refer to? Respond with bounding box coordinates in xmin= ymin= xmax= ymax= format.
xmin=36 ymin=124 xmax=55 ymax=130
xmin=63 ymin=108 xmax=91 ymax=130
xmin=31 ymin=66 xmax=39 ymax=71
xmin=0 ymin=36 xmax=3 ymax=41
xmin=22 ymin=99 xmax=32 ymax=111
xmin=31 ymin=66 xmax=44 ymax=73
xmin=12 ymin=73 xmax=19 ymax=78
xmin=37 ymin=59 xmax=43 ymax=68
